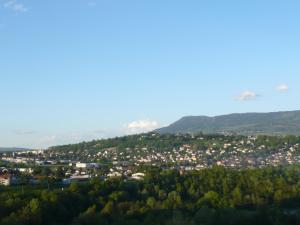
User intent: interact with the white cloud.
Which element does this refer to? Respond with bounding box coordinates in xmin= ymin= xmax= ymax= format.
xmin=124 ymin=119 xmax=159 ymax=134
xmin=235 ymin=90 xmax=258 ymax=101
xmin=4 ymin=0 xmax=29 ymax=13
xmin=276 ymin=84 xmax=289 ymax=92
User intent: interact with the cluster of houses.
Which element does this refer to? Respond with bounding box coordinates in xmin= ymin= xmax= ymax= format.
xmin=44 ymin=136 xmax=300 ymax=170
xmin=0 ymin=161 xmax=145 ymax=186
xmin=1 ymin=134 xmax=300 ymax=186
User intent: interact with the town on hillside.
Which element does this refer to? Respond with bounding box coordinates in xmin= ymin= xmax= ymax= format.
xmin=1 ymin=133 xmax=300 ymax=186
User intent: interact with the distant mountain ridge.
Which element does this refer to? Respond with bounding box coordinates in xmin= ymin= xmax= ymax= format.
xmin=0 ymin=147 xmax=33 ymax=152
xmin=156 ymin=110 xmax=300 ymax=135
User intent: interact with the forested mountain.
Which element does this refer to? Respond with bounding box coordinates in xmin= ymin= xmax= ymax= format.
xmin=156 ymin=110 xmax=300 ymax=135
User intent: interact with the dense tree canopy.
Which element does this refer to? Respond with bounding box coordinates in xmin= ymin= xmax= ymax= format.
xmin=1 ymin=166 xmax=300 ymax=225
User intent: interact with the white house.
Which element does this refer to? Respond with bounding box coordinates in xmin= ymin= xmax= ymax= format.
xmin=131 ymin=172 xmax=145 ymax=180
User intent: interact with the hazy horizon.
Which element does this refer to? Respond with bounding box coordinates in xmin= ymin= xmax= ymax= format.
xmin=1 ymin=109 xmax=300 ymax=149
xmin=1 ymin=0 xmax=300 ymax=148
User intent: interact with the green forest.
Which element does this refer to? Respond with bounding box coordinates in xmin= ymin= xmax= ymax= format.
xmin=1 ymin=166 xmax=300 ymax=225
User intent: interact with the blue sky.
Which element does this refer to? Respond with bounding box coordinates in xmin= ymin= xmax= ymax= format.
xmin=0 ymin=0 xmax=300 ymax=148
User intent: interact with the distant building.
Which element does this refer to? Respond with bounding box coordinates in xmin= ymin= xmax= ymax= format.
xmin=107 ymin=172 xmax=122 ymax=178
xmin=76 ymin=163 xmax=99 ymax=169
xmin=0 ymin=174 xmax=19 ymax=186
xmin=131 ymin=172 xmax=145 ymax=180
xmin=63 ymin=175 xmax=91 ymax=184
xmin=0 ymin=174 xmax=11 ymax=186
xmin=76 ymin=163 xmax=90 ymax=169
xmin=18 ymin=168 xmax=33 ymax=174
